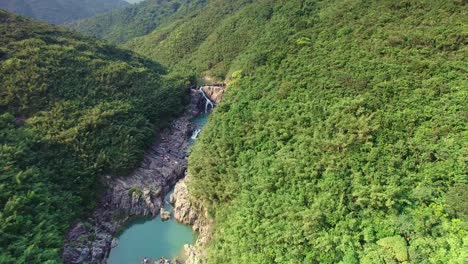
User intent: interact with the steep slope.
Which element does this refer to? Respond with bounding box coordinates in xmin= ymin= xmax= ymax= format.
xmin=116 ymin=0 xmax=466 ymax=263
xmin=66 ymin=0 xmax=206 ymax=44
xmin=125 ymin=0 xmax=263 ymax=78
xmin=0 ymin=0 xmax=129 ymax=24
xmin=185 ymin=1 xmax=467 ymax=263
xmin=0 ymin=10 xmax=183 ymax=263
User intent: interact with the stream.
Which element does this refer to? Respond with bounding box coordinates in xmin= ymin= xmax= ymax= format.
xmin=107 ymin=112 xmax=210 ymax=264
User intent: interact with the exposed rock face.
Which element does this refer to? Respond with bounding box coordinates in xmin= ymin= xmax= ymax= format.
xmin=160 ymin=208 xmax=171 ymax=221
xmin=202 ymin=85 xmax=225 ymax=104
xmin=184 ymin=244 xmax=201 ymax=264
xmin=189 ymin=88 xmax=204 ymax=116
xmin=170 ymin=178 xmax=198 ymax=226
xmin=62 ymin=89 xmax=203 ymax=264
xmin=171 ymin=177 xmax=213 ymax=264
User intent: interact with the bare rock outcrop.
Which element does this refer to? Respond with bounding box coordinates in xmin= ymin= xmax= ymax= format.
xmin=202 ymin=85 xmax=225 ymax=104
xmin=62 ymin=89 xmax=203 ymax=264
xmin=170 ymin=177 xmax=213 ymax=263
xmin=160 ymin=208 xmax=171 ymax=221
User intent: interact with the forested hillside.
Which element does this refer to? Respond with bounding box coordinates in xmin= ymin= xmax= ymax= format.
xmin=66 ymin=0 xmax=206 ymax=44
xmin=0 ymin=0 xmax=129 ymax=24
xmin=184 ymin=1 xmax=467 ymax=263
xmin=0 ymin=10 xmax=183 ymax=263
xmin=2 ymin=0 xmax=467 ymax=263
xmin=79 ymin=0 xmax=467 ymax=262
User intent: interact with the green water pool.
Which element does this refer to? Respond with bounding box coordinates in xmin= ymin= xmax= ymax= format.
xmin=107 ymin=190 xmax=196 ymax=264
xmin=108 ymin=114 xmax=209 ymax=264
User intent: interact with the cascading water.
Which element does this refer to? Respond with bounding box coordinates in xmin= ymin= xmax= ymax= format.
xmin=191 ymin=128 xmax=201 ymax=139
xmin=107 ymin=87 xmax=213 ymax=264
xmin=199 ymin=86 xmax=214 ymax=114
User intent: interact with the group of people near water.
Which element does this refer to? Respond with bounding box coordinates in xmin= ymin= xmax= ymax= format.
xmin=142 ymin=256 xmax=174 ymax=264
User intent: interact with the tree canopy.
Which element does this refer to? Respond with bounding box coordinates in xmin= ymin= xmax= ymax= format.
xmin=0 ymin=10 xmax=184 ymax=262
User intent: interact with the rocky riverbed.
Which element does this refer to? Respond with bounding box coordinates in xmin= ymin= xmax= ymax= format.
xmin=62 ymin=87 xmax=218 ymax=264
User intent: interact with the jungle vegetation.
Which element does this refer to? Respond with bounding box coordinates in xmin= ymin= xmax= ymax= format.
xmin=1 ymin=0 xmax=467 ymax=263
xmin=66 ymin=0 xmax=207 ymax=44
xmin=182 ymin=1 xmax=467 ymax=263
xmin=0 ymin=10 xmax=184 ymax=263
xmin=103 ymin=0 xmax=466 ymax=262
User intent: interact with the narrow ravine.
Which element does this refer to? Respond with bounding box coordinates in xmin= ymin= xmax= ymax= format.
xmin=62 ymin=86 xmax=222 ymax=264
xmin=107 ymin=113 xmax=210 ymax=264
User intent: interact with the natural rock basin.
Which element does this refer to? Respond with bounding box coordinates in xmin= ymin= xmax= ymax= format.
xmin=107 ymin=113 xmax=210 ymax=264
xmin=107 ymin=191 xmax=195 ymax=264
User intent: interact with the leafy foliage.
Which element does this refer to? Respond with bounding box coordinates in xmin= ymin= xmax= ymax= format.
xmin=0 ymin=10 xmax=184 ymax=262
xmin=0 ymin=0 xmax=129 ymax=24
xmin=161 ymin=0 xmax=466 ymax=263
xmin=66 ymin=0 xmax=207 ymax=44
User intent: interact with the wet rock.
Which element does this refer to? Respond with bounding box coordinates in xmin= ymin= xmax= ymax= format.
xmin=202 ymin=85 xmax=225 ymax=104
xmin=189 ymin=88 xmax=204 ymax=116
xmin=160 ymin=208 xmax=171 ymax=221
xmin=63 ymin=89 xmax=207 ymax=264
xmin=63 ymin=246 xmax=91 ymax=264
xmin=111 ymin=238 xmax=119 ymax=248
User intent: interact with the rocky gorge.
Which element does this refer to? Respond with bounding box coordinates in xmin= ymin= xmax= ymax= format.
xmin=62 ymin=85 xmax=224 ymax=264
xmin=170 ymin=177 xmax=213 ymax=264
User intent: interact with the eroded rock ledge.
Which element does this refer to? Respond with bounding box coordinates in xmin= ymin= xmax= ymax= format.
xmin=170 ymin=177 xmax=213 ymax=264
xmin=201 ymin=85 xmax=225 ymax=104
xmin=62 ymin=88 xmax=205 ymax=264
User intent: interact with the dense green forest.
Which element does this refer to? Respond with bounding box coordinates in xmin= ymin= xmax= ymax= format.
xmin=0 ymin=10 xmax=183 ymax=263
xmin=66 ymin=0 xmax=207 ymax=44
xmin=78 ymin=0 xmax=466 ymax=262
xmin=1 ymin=0 xmax=467 ymax=263
xmin=0 ymin=0 xmax=129 ymax=24
xmin=183 ymin=1 xmax=467 ymax=263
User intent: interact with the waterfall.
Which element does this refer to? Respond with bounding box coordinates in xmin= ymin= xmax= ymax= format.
xmin=199 ymin=86 xmax=214 ymax=114
xmin=191 ymin=128 xmax=201 ymax=139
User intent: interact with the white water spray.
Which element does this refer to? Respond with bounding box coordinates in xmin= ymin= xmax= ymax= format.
xmin=191 ymin=128 xmax=202 ymax=139
xmin=199 ymin=86 xmax=214 ymax=114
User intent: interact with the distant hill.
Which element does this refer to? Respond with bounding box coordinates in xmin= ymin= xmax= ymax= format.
xmin=66 ymin=0 xmax=206 ymax=44
xmin=0 ymin=0 xmax=129 ymax=24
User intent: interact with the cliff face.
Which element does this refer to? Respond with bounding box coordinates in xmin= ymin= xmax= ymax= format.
xmin=170 ymin=177 xmax=213 ymax=264
xmin=201 ymin=85 xmax=225 ymax=104
xmin=62 ymin=89 xmax=203 ymax=264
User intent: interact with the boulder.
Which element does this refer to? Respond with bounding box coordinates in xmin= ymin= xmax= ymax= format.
xmin=160 ymin=208 xmax=171 ymax=221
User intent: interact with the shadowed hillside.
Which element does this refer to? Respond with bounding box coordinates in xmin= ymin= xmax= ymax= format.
xmin=0 ymin=0 xmax=129 ymax=24
xmin=0 ymin=10 xmax=184 ymax=263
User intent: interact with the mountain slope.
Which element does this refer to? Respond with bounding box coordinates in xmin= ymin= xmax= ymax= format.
xmin=0 ymin=10 xmax=183 ymax=263
xmin=111 ymin=0 xmax=466 ymax=263
xmin=0 ymin=0 xmax=129 ymax=24
xmin=187 ymin=1 xmax=467 ymax=263
xmin=66 ymin=0 xmax=206 ymax=44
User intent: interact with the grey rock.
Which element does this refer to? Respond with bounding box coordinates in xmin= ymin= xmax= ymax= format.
xmin=111 ymin=238 xmax=118 ymax=248
xmin=67 ymin=223 xmax=88 ymax=241
xmin=62 ymin=88 xmax=205 ymax=264
xmin=160 ymin=208 xmax=171 ymax=221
